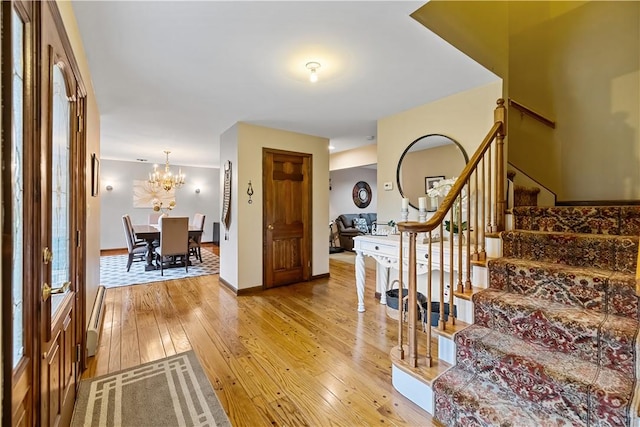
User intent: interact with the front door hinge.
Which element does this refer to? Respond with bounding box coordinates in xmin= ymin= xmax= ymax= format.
xmin=75 ymin=344 xmax=82 ymax=363
xmin=76 ymin=230 xmax=81 ymax=247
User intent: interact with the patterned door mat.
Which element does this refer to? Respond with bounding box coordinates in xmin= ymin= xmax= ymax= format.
xmin=100 ymin=249 xmax=220 ymax=288
xmin=72 ymin=351 xmax=231 ymax=426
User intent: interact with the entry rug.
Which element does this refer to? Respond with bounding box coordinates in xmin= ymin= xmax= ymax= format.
xmin=100 ymin=249 xmax=220 ymax=288
xmin=71 ymin=351 xmax=231 ymax=427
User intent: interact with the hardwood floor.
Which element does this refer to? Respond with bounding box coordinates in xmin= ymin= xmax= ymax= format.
xmin=84 ymin=248 xmax=436 ymax=426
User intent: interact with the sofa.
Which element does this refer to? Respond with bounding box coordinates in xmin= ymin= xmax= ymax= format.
xmin=335 ymin=213 xmax=377 ymax=251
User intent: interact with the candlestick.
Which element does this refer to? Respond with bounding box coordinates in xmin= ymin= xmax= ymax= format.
xmin=418 ymin=208 xmax=427 ymax=223
xmin=401 ymin=197 xmax=409 ymax=210
xmin=401 ymin=209 xmax=409 ymax=222
xmin=418 ymin=197 xmax=426 ymax=210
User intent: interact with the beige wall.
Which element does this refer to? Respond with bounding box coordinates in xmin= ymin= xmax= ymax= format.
xmin=377 ymin=81 xmax=502 ymax=224
xmin=413 ymin=0 xmax=640 ymax=202
xmin=509 ymin=1 xmax=639 ymax=201
xmin=58 ymin=2 xmax=101 ymax=325
xmin=330 ymin=144 xmax=377 ymax=171
xmin=220 ymin=123 xmax=330 ymax=291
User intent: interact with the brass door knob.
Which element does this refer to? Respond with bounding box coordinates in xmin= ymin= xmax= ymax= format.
xmin=42 ymin=281 xmax=71 ymax=301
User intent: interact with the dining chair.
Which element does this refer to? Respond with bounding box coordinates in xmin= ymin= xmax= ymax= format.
xmin=154 ymin=216 xmax=189 ymax=276
xmin=122 ymin=214 xmax=147 ymax=272
xmin=148 ymin=212 xmax=161 ymax=225
xmin=189 ymin=213 xmax=206 ymax=263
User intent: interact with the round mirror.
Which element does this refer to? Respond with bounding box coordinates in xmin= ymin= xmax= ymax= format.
xmin=396 ymin=134 xmax=468 ymax=210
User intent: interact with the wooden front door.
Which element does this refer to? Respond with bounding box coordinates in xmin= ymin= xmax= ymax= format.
xmin=38 ymin=2 xmax=85 ymax=426
xmin=3 ymin=2 xmax=86 ymax=425
xmin=263 ymin=149 xmax=312 ymax=289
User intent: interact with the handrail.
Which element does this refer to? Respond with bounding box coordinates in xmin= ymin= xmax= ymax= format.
xmin=398 ymin=99 xmax=506 ymax=234
xmin=391 ymin=98 xmax=507 ymax=370
xmin=508 ymin=98 xmax=555 ymax=129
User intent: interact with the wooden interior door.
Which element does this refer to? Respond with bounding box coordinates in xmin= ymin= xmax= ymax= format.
xmin=263 ymin=149 xmax=312 ymax=289
xmin=38 ymin=2 xmax=85 ymax=425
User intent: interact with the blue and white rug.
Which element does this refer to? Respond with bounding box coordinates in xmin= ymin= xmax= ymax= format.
xmin=100 ymin=249 xmax=220 ymax=288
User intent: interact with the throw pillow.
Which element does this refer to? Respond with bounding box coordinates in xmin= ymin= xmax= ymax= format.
xmin=352 ymin=218 xmax=369 ymax=233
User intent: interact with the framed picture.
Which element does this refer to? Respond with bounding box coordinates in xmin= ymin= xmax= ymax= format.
xmin=425 ymin=175 xmax=445 ymax=194
xmin=91 ymin=153 xmax=100 ymax=197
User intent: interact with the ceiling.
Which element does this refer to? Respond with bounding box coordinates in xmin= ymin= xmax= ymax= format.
xmin=72 ymin=1 xmax=498 ymax=168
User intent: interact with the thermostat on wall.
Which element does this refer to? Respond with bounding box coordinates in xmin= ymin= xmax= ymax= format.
xmin=383 ymin=182 xmax=393 ymax=190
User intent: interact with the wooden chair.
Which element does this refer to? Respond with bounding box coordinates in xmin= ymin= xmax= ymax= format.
xmin=122 ymin=214 xmax=147 ymax=272
xmin=154 ymin=216 xmax=189 ymax=276
xmin=189 ymin=213 xmax=206 ymax=262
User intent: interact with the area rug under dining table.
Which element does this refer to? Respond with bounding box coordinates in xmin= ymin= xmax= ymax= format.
xmin=71 ymin=350 xmax=231 ymax=427
xmin=100 ymin=249 xmax=220 ymax=288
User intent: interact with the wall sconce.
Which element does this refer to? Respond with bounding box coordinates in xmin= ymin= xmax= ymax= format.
xmin=195 ymin=188 xmax=201 ymax=194
xmin=105 ymin=184 xmax=113 ymax=191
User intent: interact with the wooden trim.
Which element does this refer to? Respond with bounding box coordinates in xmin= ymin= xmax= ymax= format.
xmin=45 ymin=1 xmax=86 ymax=96
xmin=508 ymin=98 xmax=555 ymax=129
xmin=218 ymin=276 xmax=238 ymax=294
xmin=310 ymin=273 xmax=329 ymax=281
xmin=556 ymin=200 xmax=640 ymax=206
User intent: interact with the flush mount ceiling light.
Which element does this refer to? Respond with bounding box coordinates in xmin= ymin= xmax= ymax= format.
xmin=306 ymin=61 xmax=321 ymax=83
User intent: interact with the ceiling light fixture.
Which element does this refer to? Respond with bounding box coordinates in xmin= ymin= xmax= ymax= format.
xmin=148 ymin=150 xmax=186 ymax=192
xmin=306 ymin=61 xmax=321 ymax=83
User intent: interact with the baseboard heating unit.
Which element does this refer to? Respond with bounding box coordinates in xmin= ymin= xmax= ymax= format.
xmin=87 ymin=285 xmax=106 ymax=357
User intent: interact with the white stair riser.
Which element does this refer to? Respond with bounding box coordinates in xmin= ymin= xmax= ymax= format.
xmin=391 ymin=365 xmax=434 ymax=414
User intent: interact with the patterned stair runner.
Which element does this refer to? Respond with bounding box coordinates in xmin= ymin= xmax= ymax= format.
xmin=433 ymin=206 xmax=640 ymax=426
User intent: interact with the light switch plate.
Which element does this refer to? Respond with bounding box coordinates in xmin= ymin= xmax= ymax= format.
xmin=383 ymin=182 xmax=393 ymax=190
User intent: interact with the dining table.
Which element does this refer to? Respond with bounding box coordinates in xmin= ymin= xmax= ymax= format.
xmin=133 ymin=224 xmax=204 ymax=271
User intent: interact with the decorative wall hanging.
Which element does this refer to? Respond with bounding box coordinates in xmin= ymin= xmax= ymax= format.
xmin=352 ymin=181 xmax=372 ymax=209
xmin=247 ymin=181 xmax=254 ymax=204
xmin=91 ymin=153 xmax=100 ymax=197
xmin=221 ymin=161 xmax=232 ymax=239
xmin=132 ymin=179 xmax=175 ymax=208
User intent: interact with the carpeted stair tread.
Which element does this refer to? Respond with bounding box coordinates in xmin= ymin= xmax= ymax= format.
xmin=454 ymin=324 xmax=635 ymax=425
xmin=501 ymin=230 xmax=639 ymax=273
xmin=473 ymin=289 xmax=638 ymax=370
xmin=432 ymin=206 xmax=640 ymax=426
xmin=513 ymin=206 xmax=640 ymax=236
xmin=433 ymin=366 xmax=585 ymax=427
xmin=488 ymin=257 xmax=637 ymax=316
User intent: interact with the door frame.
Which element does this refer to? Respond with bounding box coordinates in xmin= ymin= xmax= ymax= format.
xmin=262 ymin=148 xmax=313 ymax=289
xmin=1 ymin=1 xmax=88 ymax=425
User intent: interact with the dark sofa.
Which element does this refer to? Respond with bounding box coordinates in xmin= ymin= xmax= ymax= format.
xmin=335 ymin=213 xmax=377 ymax=251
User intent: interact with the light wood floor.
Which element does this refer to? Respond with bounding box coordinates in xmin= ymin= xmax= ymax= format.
xmin=84 ymin=247 xmax=436 ymax=426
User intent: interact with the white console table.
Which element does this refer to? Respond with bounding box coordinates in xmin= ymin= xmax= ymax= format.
xmin=352 ymin=234 xmax=467 ymax=312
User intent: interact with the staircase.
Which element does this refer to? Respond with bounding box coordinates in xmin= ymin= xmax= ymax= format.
xmin=433 ymin=206 xmax=640 ymax=426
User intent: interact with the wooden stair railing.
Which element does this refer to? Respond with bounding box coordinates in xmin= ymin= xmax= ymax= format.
xmin=395 ymin=98 xmax=506 ymax=369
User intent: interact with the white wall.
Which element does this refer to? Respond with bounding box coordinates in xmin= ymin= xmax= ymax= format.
xmin=329 ymin=167 xmax=377 ymax=221
xmin=100 ymin=159 xmax=219 ymax=249
xmin=220 ymin=122 xmax=330 ymax=291
xmin=219 ymin=125 xmax=239 ymax=287
xmin=377 ymin=81 xmax=503 ymax=225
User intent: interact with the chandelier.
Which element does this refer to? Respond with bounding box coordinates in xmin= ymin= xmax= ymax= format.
xmin=148 ymin=150 xmax=186 ymax=192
